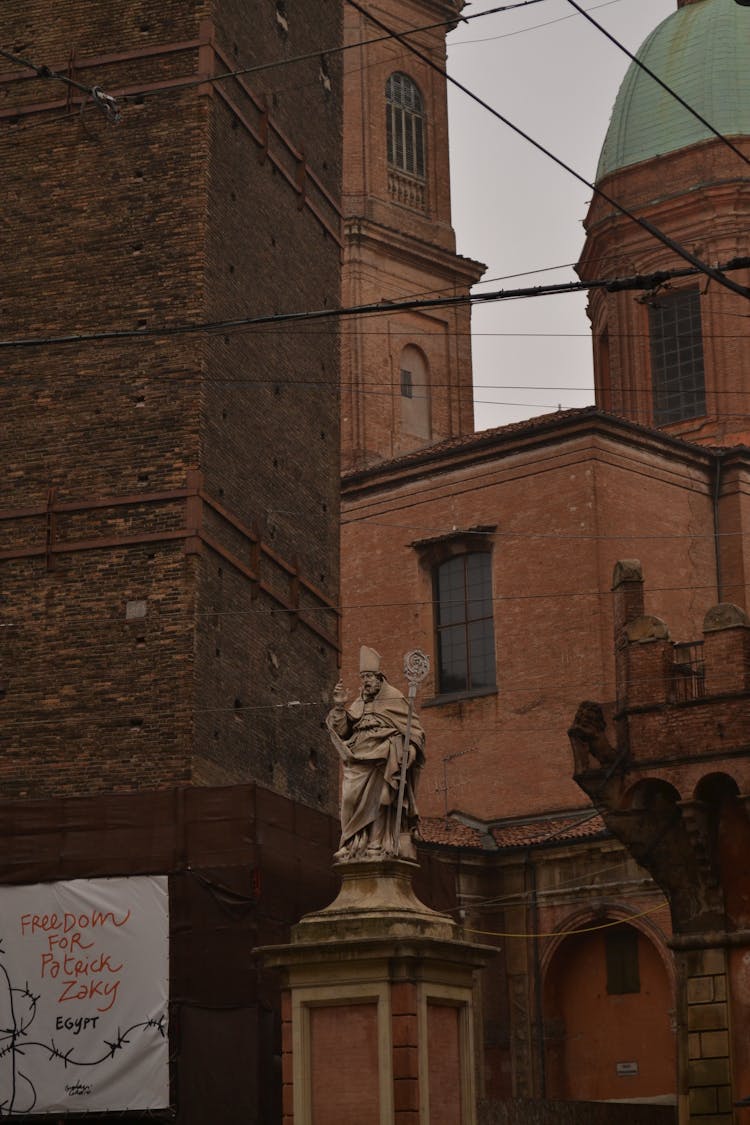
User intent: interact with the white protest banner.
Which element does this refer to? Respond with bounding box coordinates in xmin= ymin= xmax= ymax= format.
xmin=0 ymin=875 xmax=169 ymax=1115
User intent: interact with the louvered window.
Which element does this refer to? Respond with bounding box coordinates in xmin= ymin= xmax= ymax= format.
xmin=386 ymin=73 xmax=425 ymax=179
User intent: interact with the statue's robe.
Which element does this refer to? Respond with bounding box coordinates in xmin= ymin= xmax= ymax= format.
xmin=327 ymin=681 xmax=425 ymax=853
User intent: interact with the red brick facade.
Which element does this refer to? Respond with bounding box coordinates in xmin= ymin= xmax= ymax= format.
xmin=337 ymin=0 xmax=750 ymax=1105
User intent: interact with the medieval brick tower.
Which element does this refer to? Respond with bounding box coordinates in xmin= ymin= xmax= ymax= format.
xmin=0 ymin=3 xmax=344 ymax=1120
xmin=341 ymin=0 xmax=484 ymax=470
xmin=1 ymin=1 xmax=342 ymax=812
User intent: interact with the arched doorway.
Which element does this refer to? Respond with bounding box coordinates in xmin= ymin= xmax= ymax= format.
xmin=543 ymin=916 xmax=676 ymax=1102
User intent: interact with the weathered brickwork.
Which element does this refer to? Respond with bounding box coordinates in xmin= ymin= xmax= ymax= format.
xmin=0 ymin=0 xmax=342 ymax=813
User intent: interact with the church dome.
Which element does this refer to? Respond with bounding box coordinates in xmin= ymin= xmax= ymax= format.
xmin=596 ymin=0 xmax=750 ymax=181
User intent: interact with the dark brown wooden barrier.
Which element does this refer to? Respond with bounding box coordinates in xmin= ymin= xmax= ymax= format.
xmin=479 ymin=1099 xmax=676 ymax=1125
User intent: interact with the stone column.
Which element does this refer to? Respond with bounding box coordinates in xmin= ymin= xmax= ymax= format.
xmin=260 ymin=858 xmax=493 ymax=1125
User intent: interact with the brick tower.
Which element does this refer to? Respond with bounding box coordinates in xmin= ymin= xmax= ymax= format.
xmin=0 ymin=6 xmax=343 ymax=1120
xmin=341 ymin=0 xmax=484 ymax=470
xmin=0 ymin=1 xmax=342 ymax=813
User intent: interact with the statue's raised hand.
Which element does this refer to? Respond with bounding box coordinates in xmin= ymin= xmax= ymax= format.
xmin=332 ymin=680 xmax=349 ymax=708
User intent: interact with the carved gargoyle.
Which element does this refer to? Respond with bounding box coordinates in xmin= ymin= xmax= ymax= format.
xmin=568 ymin=700 xmax=619 ymax=775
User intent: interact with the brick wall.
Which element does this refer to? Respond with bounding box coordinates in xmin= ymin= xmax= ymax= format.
xmin=341 ymin=412 xmax=726 ymax=820
xmin=0 ymin=0 xmax=342 ymax=813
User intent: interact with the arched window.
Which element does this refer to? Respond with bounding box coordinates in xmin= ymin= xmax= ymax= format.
xmin=434 ymin=553 xmax=495 ymax=696
xmin=386 ymin=73 xmax=426 ymax=179
xmin=399 ymin=344 xmax=430 ymax=440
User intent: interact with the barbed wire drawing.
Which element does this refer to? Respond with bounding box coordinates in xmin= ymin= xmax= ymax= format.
xmin=0 ymin=942 xmax=166 ymax=1116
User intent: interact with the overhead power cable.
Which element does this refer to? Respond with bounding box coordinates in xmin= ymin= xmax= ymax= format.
xmin=346 ymin=0 xmax=750 ymax=303
xmin=1 ymin=257 xmax=748 ymax=351
xmin=564 ymin=0 xmax=750 ymax=168
xmin=114 ymin=0 xmax=547 ymax=106
xmin=0 ymin=47 xmax=120 ymax=123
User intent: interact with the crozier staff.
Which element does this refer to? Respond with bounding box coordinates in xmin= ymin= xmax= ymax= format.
xmin=326 ymin=646 xmax=425 ymax=861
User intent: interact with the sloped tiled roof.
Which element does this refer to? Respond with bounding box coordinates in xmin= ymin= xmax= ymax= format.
xmin=419 ymin=812 xmax=609 ymax=852
xmin=420 ymin=817 xmax=487 ymax=849
xmin=342 ymin=405 xmax=725 ymax=489
xmin=490 ymin=813 xmax=608 ymax=850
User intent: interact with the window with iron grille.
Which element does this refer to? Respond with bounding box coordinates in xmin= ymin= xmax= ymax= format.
xmin=434 ymin=553 xmax=495 ymax=696
xmin=649 ymin=289 xmax=706 ymax=425
xmin=386 ymin=72 xmax=426 ymax=179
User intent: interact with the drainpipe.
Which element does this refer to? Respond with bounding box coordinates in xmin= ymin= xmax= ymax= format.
xmin=526 ymin=848 xmax=547 ymax=1098
xmin=712 ymin=451 xmax=724 ymax=603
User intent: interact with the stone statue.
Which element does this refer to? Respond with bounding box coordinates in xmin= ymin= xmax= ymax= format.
xmin=326 ymin=646 xmax=425 ymax=862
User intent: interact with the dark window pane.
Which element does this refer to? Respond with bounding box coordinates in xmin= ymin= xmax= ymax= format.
xmin=401 ymin=368 xmax=413 ymax=398
xmin=437 ymin=624 xmax=468 ymax=694
xmin=435 ymin=554 xmax=495 ymax=695
xmin=468 ymin=620 xmax=495 ymax=690
xmin=649 ymin=289 xmax=705 ymax=425
xmin=605 ymin=929 xmax=640 ymax=995
xmin=436 ymin=557 xmax=465 ymax=626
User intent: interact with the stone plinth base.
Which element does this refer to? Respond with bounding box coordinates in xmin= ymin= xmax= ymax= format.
xmin=260 ymin=858 xmax=493 ymax=1125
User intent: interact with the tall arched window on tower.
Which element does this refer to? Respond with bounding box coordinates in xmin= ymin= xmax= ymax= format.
xmin=400 ymin=344 xmax=430 ymax=440
xmin=648 ymin=288 xmax=706 ymax=425
xmin=386 ymin=73 xmax=426 ymax=209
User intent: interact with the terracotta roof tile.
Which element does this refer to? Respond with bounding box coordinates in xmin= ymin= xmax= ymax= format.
xmin=419 ymin=817 xmax=487 ymax=849
xmin=418 ymin=812 xmax=608 ymax=851
xmin=490 ymin=813 xmax=608 ymax=849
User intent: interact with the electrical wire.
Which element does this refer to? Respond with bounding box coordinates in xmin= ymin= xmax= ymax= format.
xmin=450 ymin=0 xmax=625 ymax=45
xmin=0 ymin=48 xmax=120 ymax=123
xmin=458 ymin=899 xmax=669 ymax=940
xmin=113 ymin=0 xmax=549 ymax=106
xmin=1 ymin=257 xmax=748 ymax=351
xmin=346 ymin=0 xmax=750 ymax=304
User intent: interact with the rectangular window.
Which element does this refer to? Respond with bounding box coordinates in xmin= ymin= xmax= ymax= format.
xmin=649 ymin=289 xmax=705 ymax=425
xmin=400 ymin=368 xmax=413 ymax=398
xmin=434 ymin=554 xmax=495 ymax=696
xmin=605 ymin=929 xmax=640 ymax=995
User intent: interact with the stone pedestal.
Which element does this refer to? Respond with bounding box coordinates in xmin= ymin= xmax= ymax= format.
xmin=260 ymin=858 xmax=493 ymax=1125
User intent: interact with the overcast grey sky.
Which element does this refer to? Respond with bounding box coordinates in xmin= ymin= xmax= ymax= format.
xmin=445 ymin=0 xmax=675 ymax=430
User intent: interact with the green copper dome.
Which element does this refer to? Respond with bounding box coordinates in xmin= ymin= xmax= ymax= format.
xmin=596 ymin=0 xmax=750 ymax=181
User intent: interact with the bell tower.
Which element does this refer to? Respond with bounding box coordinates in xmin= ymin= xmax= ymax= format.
xmin=341 ymin=0 xmax=484 ymax=471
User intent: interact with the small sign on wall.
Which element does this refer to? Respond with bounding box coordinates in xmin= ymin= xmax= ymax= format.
xmin=616 ymin=1061 xmax=640 ymax=1077
xmin=0 ymin=876 xmax=169 ymax=1115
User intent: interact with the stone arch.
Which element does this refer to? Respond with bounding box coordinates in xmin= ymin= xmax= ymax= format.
xmin=693 ymin=772 xmax=750 ymax=930
xmin=694 ymin=771 xmax=740 ymax=803
xmin=541 ymin=904 xmax=676 ymax=1103
xmin=624 ymin=777 xmax=681 ymax=812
